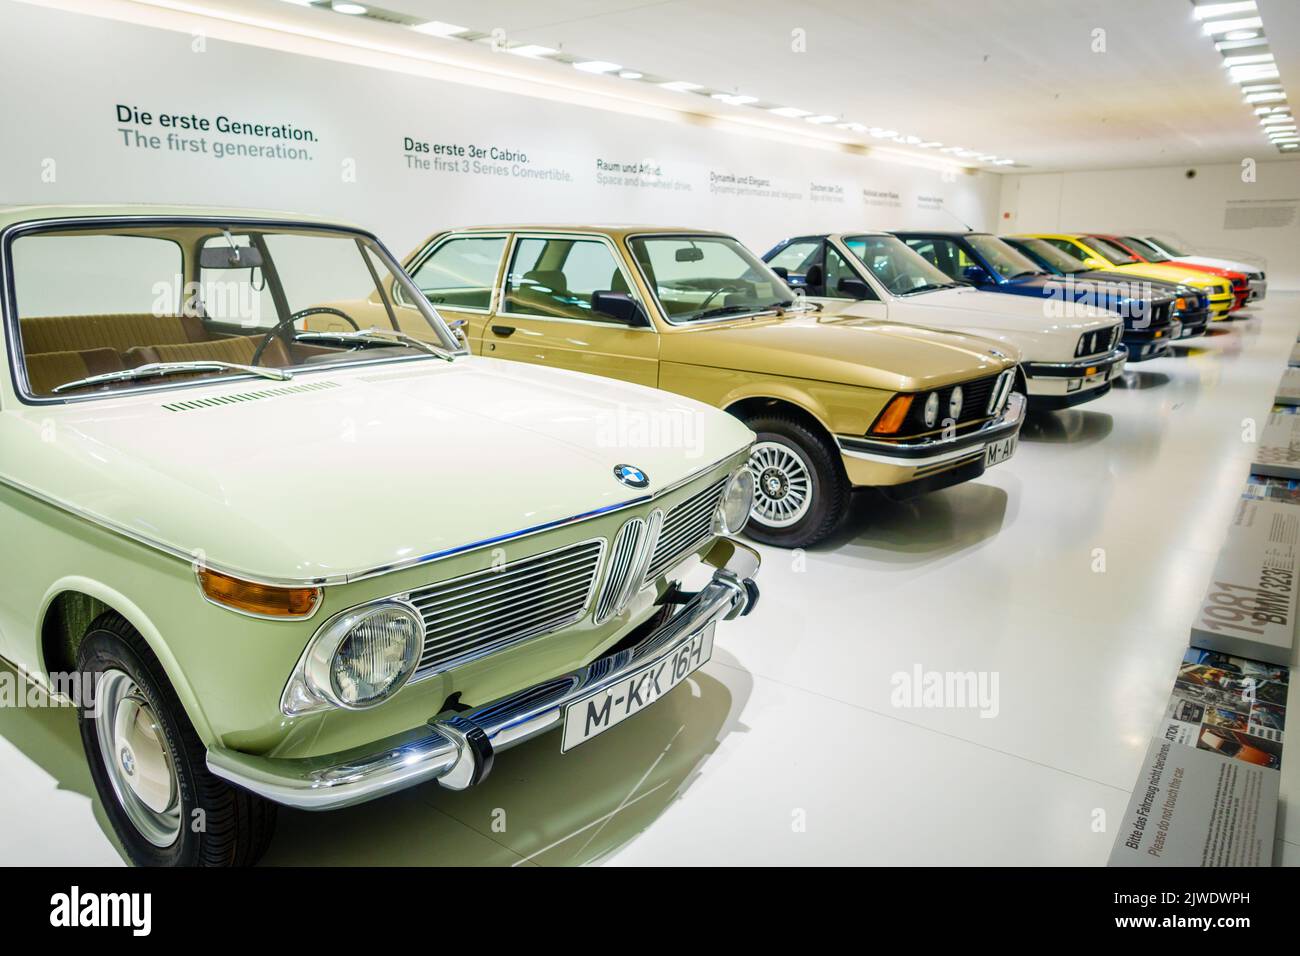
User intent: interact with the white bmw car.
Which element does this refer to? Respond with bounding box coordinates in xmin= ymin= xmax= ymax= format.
xmin=1138 ymin=235 xmax=1267 ymax=302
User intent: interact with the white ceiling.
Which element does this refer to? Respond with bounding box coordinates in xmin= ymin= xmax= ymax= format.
xmin=253 ymin=0 xmax=1298 ymax=171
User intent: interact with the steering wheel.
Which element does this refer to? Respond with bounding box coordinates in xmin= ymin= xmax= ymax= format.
xmin=695 ymin=283 xmax=746 ymax=314
xmin=251 ymin=307 xmax=360 ymax=366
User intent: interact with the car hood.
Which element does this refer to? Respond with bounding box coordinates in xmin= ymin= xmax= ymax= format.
xmin=0 ymin=357 xmax=752 ymax=582
xmin=1174 ymin=255 xmax=1260 ymax=276
xmin=836 ymin=287 xmax=1119 ymax=363
xmin=658 ymin=311 xmax=1018 ymax=392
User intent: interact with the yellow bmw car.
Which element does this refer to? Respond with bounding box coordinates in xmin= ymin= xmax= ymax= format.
xmin=1014 ymin=233 xmax=1235 ymax=319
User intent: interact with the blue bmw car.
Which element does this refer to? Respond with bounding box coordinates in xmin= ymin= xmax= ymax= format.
xmin=893 ymin=231 xmax=1198 ymax=361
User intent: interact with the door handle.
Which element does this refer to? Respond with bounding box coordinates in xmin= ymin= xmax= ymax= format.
xmin=491 ymin=324 xmax=516 ymax=337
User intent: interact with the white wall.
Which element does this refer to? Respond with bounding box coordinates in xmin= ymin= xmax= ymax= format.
xmin=997 ymin=161 xmax=1300 ymax=289
xmin=0 ymin=1 xmax=999 ymax=264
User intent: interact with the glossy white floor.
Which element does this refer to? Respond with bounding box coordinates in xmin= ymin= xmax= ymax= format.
xmin=3 ymin=296 xmax=1299 ymax=866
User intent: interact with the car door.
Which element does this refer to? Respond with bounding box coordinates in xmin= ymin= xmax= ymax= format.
xmin=401 ymin=232 xmax=508 ymax=352
xmin=482 ymin=233 xmax=660 ymax=387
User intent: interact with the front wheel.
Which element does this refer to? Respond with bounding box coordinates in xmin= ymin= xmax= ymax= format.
xmin=76 ymin=613 xmax=277 ymax=866
xmin=742 ymin=414 xmax=850 ymax=548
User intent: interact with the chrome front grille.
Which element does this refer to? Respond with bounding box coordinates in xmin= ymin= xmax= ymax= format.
xmin=594 ymin=513 xmax=662 ymax=624
xmin=410 ymin=538 xmax=604 ymax=678
xmin=644 ymin=478 xmax=727 ymax=583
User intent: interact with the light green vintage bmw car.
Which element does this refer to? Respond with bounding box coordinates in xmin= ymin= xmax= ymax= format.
xmin=0 ymin=205 xmax=760 ymax=866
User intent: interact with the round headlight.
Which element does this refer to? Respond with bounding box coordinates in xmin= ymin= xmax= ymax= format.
xmin=923 ymin=391 xmax=940 ymax=428
xmin=712 ymin=466 xmax=755 ymax=536
xmin=948 ymin=385 xmax=963 ymax=421
xmin=331 ymin=605 xmax=424 ymax=707
xmin=287 ymin=601 xmax=425 ymax=714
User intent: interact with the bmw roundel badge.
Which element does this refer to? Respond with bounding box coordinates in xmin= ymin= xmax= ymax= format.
xmin=613 ymin=463 xmax=649 ymax=488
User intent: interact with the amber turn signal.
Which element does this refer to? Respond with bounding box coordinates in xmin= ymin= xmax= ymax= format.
xmin=870 ymin=393 xmax=914 ymax=435
xmin=198 ymin=568 xmax=322 ymax=618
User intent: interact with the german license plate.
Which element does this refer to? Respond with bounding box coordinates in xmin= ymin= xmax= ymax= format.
xmin=984 ymin=435 xmax=1017 ymax=468
xmin=561 ymin=624 xmax=714 ymax=752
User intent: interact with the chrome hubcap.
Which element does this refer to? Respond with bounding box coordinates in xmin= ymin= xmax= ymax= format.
xmin=747 ymin=440 xmax=813 ymax=528
xmin=95 ymin=669 xmax=181 ymax=847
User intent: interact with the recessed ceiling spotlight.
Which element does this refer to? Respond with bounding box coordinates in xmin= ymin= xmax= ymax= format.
xmin=1245 ymin=91 xmax=1286 ymax=102
xmin=331 ymin=1 xmax=367 ymax=14
xmin=769 ymin=107 xmax=813 ymax=117
xmin=1193 ymin=1 xmax=1257 ymax=18
xmin=659 ymin=81 xmax=701 ymax=92
xmin=1222 ymin=53 xmax=1274 ymax=66
xmin=1228 ymin=64 xmax=1280 ymax=82
xmin=573 ymin=60 xmax=621 ymax=73
xmin=869 ymin=128 xmax=898 ymax=138
xmin=1260 ymin=114 xmax=1293 ymax=124
xmin=505 ymin=44 xmax=557 ymax=58
xmin=618 ymin=71 xmax=643 ymax=80
xmin=1216 ymin=37 xmax=1267 ymax=51
xmin=1224 ymin=29 xmax=1260 ymax=39
xmin=711 ymin=93 xmax=758 ymax=105
xmin=918 ymin=141 xmax=942 ymax=148
xmin=411 ymin=20 xmax=469 ymax=37
xmin=995 ymin=159 xmax=1016 ymax=165
xmin=1202 ymin=16 xmax=1264 ymax=35
xmin=805 ymin=115 xmax=837 ymax=124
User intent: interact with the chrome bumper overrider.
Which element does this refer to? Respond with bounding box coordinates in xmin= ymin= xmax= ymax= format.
xmin=207 ymin=538 xmax=761 ymax=810
xmin=835 ymin=391 xmax=1026 ymax=468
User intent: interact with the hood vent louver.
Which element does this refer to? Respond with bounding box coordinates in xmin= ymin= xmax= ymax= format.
xmin=161 ymin=380 xmax=341 ymax=412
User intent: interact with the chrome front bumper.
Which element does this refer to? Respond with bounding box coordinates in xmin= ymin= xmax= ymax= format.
xmin=836 ymin=391 xmax=1025 ymax=469
xmin=207 ymin=538 xmax=760 ymax=810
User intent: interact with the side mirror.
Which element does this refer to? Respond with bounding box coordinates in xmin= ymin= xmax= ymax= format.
xmin=592 ymin=291 xmax=648 ymax=326
xmin=962 ymin=265 xmax=991 ymax=285
xmin=1083 ymin=258 xmax=1106 ymax=270
xmin=805 ymin=264 xmax=825 ymax=291
xmin=770 ymin=266 xmax=790 ymax=279
xmin=446 ymin=317 xmax=468 ymax=346
xmin=836 ymin=277 xmax=872 ymax=300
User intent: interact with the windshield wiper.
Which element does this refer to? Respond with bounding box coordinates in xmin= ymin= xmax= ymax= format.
xmin=902 ymin=282 xmax=959 ymax=295
xmin=691 ymin=304 xmax=780 ymax=322
xmin=294 ymin=328 xmax=456 ymax=361
xmin=52 ymin=361 xmax=292 ymax=395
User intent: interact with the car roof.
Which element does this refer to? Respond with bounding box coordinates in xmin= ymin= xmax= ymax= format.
xmin=441 ymin=224 xmax=732 ymax=240
xmin=0 ymin=203 xmax=361 ymax=232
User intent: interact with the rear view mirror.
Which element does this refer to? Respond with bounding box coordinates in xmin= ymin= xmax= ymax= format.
xmin=770 ymin=266 xmax=790 ymax=279
xmin=675 ymin=247 xmax=705 ymax=263
xmin=804 ymin=264 xmax=825 ymax=290
xmin=592 ymin=291 xmax=648 ymax=326
xmin=201 ymin=245 xmax=264 ymax=269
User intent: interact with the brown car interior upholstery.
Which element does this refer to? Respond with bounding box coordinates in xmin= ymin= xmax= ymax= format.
xmin=25 ymin=349 xmax=125 ymax=395
xmin=19 ymin=312 xmax=290 ymax=395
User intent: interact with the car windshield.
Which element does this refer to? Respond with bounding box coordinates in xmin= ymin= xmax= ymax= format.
xmin=1148 ymin=236 xmax=1187 ymax=257
xmin=966 ymin=234 xmax=1044 ymax=279
xmin=8 ymin=221 xmax=459 ymax=398
xmin=1007 ymin=237 xmax=1091 ymax=274
xmin=627 ymin=235 xmax=795 ymax=322
xmin=843 ymin=234 xmax=958 ymax=295
xmin=1121 ymin=236 xmax=1170 ymax=262
xmin=1084 ymin=236 xmax=1140 ymax=265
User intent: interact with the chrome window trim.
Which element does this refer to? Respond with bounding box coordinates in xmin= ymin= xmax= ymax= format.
xmin=0 ymin=447 xmax=748 ymax=588
xmin=398 ymin=231 xmax=510 ymax=315
xmin=495 ymin=231 xmax=654 ymax=331
xmin=0 ymin=215 xmax=467 ymax=408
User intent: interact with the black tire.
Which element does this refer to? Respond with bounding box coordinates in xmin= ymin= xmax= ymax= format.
xmin=75 ymin=612 xmax=276 ymax=866
xmin=741 ymin=414 xmax=850 ymax=548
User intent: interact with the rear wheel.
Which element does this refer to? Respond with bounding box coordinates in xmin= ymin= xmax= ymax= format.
xmin=742 ymin=414 xmax=850 ymax=548
xmin=76 ymin=613 xmax=277 ymax=866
